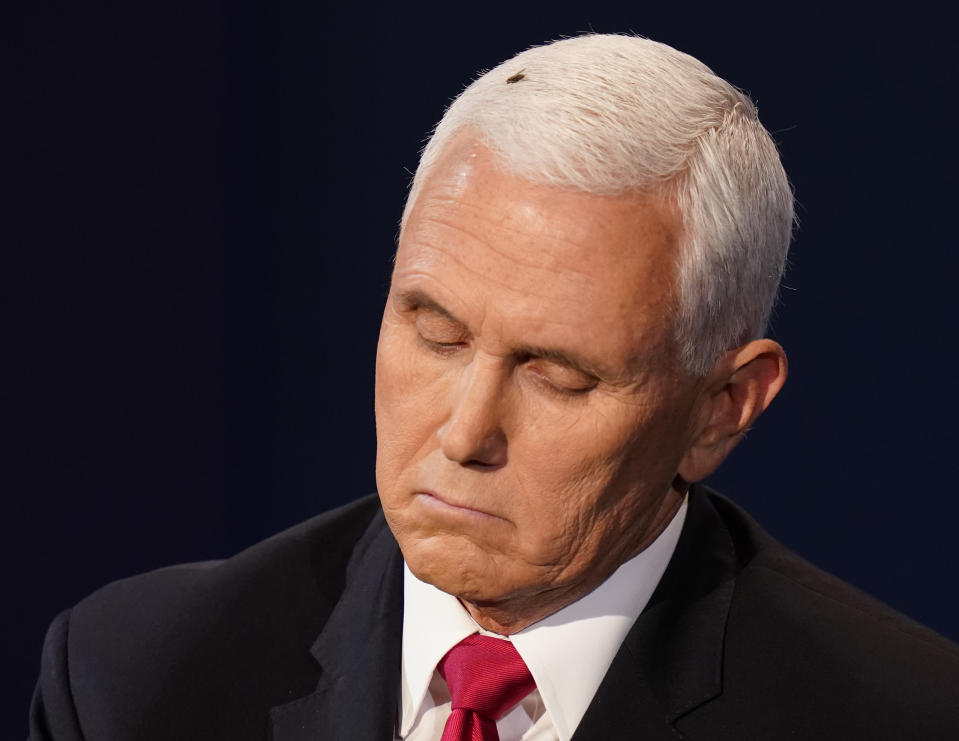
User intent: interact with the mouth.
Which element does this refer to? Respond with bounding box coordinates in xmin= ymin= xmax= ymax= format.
xmin=416 ymin=490 xmax=505 ymax=522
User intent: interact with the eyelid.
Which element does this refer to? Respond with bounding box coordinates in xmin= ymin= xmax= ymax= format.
xmin=414 ymin=310 xmax=470 ymax=354
xmin=419 ymin=336 xmax=468 ymax=357
xmin=531 ymin=372 xmax=596 ymax=397
xmin=525 ymin=359 xmax=598 ymax=396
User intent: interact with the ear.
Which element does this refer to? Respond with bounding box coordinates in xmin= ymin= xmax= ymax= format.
xmin=678 ymin=339 xmax=788 ymax=483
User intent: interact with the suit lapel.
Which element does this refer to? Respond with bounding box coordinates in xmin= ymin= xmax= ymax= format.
xmin=269 ymin=510 xmax=404 ymax=741
xmin=571 ymin=487 xmax=738 ymax=740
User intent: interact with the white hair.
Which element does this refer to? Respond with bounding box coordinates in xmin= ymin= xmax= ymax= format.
xmin=402 ymin=34 xmax=794 ymax=375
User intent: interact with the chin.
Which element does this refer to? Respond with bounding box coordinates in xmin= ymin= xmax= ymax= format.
xmin=401 ymin=534 xmax=516 ymax=602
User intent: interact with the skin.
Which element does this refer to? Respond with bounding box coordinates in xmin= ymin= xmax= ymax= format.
xmin=374 ymin=133 xmax=787 ymax=634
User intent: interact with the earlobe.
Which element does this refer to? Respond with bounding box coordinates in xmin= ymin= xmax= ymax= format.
xmin=678 ymin=340 xmax=788 ymax=483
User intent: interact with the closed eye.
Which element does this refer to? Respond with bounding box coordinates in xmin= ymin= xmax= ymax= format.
xmin=524 ymin=358 xmax=598 ymax=397
xmin=418 ymin=334 xmax=469 ymax=355
xmin=415 ymin=308 xmax=470 ymax=354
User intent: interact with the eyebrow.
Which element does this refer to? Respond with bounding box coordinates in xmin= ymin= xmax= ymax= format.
xmin=514 ymin=344 xmax=608 ymax=381
xmin=395 ymin=289 xmax=465 ymax=325
xmin=395 ymin=288 xmax=612 ymax=381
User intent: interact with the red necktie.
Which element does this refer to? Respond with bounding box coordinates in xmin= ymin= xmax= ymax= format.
xmin=438 ymin=633 xmax=537 ymax=741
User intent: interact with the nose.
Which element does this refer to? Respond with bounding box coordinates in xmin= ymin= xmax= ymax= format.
xmin=437 ymin=356 xmax=508 ymax=468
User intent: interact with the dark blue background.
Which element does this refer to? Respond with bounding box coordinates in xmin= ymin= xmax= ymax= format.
xmin=6 ymin=1 xmax=958 ymax=734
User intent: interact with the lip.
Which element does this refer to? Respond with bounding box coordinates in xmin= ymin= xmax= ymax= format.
xmin=416 ymin=490 xmax=505 ymax=521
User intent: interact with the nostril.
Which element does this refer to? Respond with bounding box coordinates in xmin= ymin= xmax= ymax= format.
xmin=461 ymin=439 xmax=509 ymax=470
xmin=438 ymin=418 xmax=508 ymax=468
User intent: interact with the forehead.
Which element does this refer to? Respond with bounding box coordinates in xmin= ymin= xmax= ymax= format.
xmin=395 ymin=139 xmax=682 ymax=365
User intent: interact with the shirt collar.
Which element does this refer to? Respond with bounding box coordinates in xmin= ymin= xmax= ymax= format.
xmin=400 ymin=564 xmax=478 ymax=736
xmin=400 ymin=496 xmax=688 ymax=740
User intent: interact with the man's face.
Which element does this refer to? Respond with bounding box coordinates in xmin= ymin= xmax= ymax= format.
xmin=375 ymin=136 xmax=706 ymax=623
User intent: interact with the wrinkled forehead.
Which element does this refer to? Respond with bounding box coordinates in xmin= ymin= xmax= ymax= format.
xmin=404 ymin=135 xmax=680 ymax=261
xmin=395 ymin=137 xmax=685 ymax=368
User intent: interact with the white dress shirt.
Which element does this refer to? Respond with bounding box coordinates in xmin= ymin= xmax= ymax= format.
xmin=398 ymin=497 xmax=687 ymax=741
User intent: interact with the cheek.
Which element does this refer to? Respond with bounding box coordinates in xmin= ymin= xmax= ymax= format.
xmin=376 ymin=320 xmax=425 ymax=406
xmin=505 ymin=404 xmax=672 ymax=543
xmin=376 ymin=322 xmax=421 ymax=417
xmin=506 ymin=432 xmax=623 ymax=545
xmin=374 ymin=323 xmax=449 ymax=485
xmin=511 ymin=400 xmax=626 ymax=488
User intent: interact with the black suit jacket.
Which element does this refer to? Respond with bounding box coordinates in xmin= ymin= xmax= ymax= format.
xmin=29 ymin=486 xmax=959 ymax=740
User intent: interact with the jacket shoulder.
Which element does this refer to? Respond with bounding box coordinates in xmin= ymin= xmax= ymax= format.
xmin=690 ymin=490 xmax=959 ymax=737
xmin=31 ymin=494 xmax=390 ymax=741
xmin=73 ymin=492 xmax=385 ymax=622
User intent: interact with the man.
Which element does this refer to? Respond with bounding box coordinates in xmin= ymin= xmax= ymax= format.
xmin=29 ymin=34 xmax=959 ymax=741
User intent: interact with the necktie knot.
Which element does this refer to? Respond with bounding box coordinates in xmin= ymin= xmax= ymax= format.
xmin=438 ymin=634 xmax=536 ymax=741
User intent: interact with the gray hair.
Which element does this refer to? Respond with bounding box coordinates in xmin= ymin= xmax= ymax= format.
xmin=402 ymin=34 xmax=794 ymax=375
